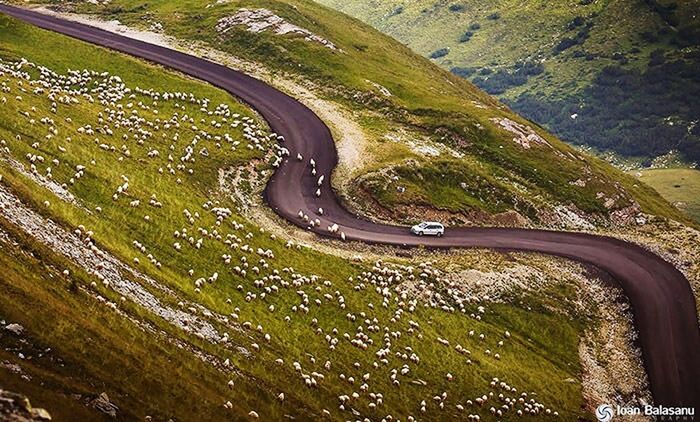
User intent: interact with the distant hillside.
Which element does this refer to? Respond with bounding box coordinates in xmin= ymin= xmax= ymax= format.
xmin=315 ymin=0 xmax=700 ymax=163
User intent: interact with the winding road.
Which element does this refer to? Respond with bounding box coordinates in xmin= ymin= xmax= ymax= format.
xmin=2 ymin=4 xmax=699 ymax=410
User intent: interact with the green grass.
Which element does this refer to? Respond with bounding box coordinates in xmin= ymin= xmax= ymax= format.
xmin=0 ymin=219 xmax=283 ymax=421
xmin=19 ymin=0 xmax=689 ymax=225
xmin=355 ymin=158 xmax=540 ymax=220
xmin=0 ymin=13 xmax=601 ymax=420
xmin=635 ymin=168 xmax=700 ymax=223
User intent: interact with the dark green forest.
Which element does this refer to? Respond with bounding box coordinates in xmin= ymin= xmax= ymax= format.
xmin=509 ymin=49 xmax=700 ymax=162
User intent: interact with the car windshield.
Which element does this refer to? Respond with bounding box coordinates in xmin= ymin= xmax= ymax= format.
xmin=418 ymin=222 xmax=428 ymax=228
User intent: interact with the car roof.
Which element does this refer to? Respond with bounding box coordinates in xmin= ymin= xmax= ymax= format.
xmin=422 ymin=221 xmax=443 ymax=225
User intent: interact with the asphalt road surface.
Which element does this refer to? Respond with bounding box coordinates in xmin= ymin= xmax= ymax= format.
xmin=2 ymin=4 xmax=698 ymax=410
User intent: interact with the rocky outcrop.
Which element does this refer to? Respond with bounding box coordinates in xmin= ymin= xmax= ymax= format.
xmin=0 ymin=184 xmax=221 ymax=343
xmin=216 ymin=8 xmax=338 ymax=50
xmin=0 ymin=389 xmax=52 ymax=421
xmin=88 ymin=393 xmax=118 ymax=418
xmin=490 ymin=117 xmax=551 ymax=149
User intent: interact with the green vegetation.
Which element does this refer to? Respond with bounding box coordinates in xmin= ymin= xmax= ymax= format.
xmin=354 ymin=158 xmax=540 ymax=223
xmin=635 ymin=168 xmax=700 ymax=223
xmin=21 ymin=0 xmax=688 ymax=225
xmin=0 ymin=219 xmax=268 ymax=421
xmin=0 ymin=13 xmax=600 ymax=420
xmin=316 ymin=0 xmax=700 ymax=163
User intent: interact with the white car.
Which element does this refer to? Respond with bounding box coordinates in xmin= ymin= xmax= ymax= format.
xmin=410 ymin=221 xmax=445 ymax=237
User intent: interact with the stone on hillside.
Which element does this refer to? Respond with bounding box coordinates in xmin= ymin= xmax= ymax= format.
xmin=88 ymin=393 xmax=119 ymax=418
xmin=4 ymin=323 xmax=24 ymax=336
xmin=0 ymin=389 xmax=52 ymax=421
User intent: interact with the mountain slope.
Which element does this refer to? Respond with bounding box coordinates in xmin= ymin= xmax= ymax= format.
xmin=315 ymin=0 xmax=700 ymax=163
xmin=0 ymin=12 xmax=628 ymax=420
xmin=17 ymin=0 xmax=690 ymax=229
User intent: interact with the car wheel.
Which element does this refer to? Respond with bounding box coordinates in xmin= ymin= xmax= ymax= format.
xmin=437 ymin=232 xmax=443 ymax=237
xmin=418 ymin=231 xmax=424 ymax=236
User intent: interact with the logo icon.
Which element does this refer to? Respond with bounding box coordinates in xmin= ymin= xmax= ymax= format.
xmin=596 ymin=404 xmax=614 ymax=422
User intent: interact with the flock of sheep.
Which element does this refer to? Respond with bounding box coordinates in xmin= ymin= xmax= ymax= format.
xmin=0 ymin=56 xmax=561 ymax=420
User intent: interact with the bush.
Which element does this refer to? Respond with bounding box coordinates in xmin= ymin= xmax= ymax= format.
xmin=469 ymin=22 xmax=481 ymax=30
xmin=429 ymin=48 xmax=450 ymax=59
xmin=674 ymin=26 xmax=700 ymax=47
xmin=459 ymin=31 xmax=474 ymax=42
xmin=554 ymin=37 xmax=578 ymax=53
xmin=473 ymin=69 xmax=528 ymax=94
xmin=516 ymin=61 xmax=544 ymax=76
xmin=450 ymin=67 xmax=476 ymax=77
xmin=487 ymin=12 xmax=501 ymax=20
xmin=643 ymin=0 xmax=680 ymax=26
xmin=389 ymin=6 xmax=404 ymax=17
xmin=553 ymin=26 xmax=591 ymax=54
xmin=449 ymin=4 xmax=465 ymax=12
xmin=641 ymin=31 xmax=658 ymax=43
xmin=567 ymin=16 xmax=585 ymax=30
xmin=353 ymin=44 xmax=368 ymax=52
xmin=612 ymin=52 xmax=628 ymax=64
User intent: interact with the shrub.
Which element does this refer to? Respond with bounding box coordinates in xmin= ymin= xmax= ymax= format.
xmin=429 ymin=48 xmax=450 ymax=59
xmin=353 ymin=44 xmax=368 ymax=52
xmin=487 ymin=12 xmax=501 ymax=20
xmin=473 ymin=68 xmax=529 ymax=94
xmin=567 ymin=16 xmax=585 ymax=30
xmin=649 ymin=48 xmax=666 ymax=66
xmin=450 ymin=66 xmax=476 ymax=77
xmin=518 ymin=61 xmax=544 ymax=76
xmin=449 ymin=4 xmax=465 ymax=12
xmin=554 ymin=37 xmax=578 ymax=53
xmin=553 ymin=26 xmax=591 ymax=54
xmin=459 ymin=31 xmax=474 ymax=42
xmin=612 ymin=52 xmax=628 ymax=63
xmin=674 ymin=26 xmax=700 ymax=47
xmin=389 ymin=6 xmax=404 ymax=17
xmin=641 ymin=31 xmax=658 ymax=43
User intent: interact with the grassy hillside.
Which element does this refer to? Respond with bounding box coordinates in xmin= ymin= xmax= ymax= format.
xmin=316 ymin=0 xmax=700 ymax=163
xmin=0 ymin=13 xmax=608 ymax=420
xmin=635 ymin=168 xmax=700 ymax=223
xmin=19 ymin=0 xmax=690 ymax=227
